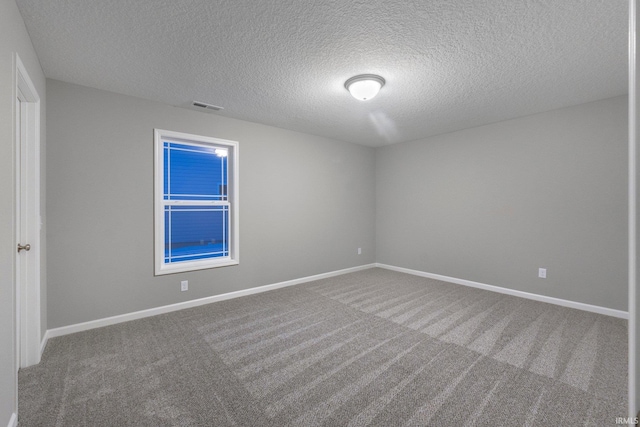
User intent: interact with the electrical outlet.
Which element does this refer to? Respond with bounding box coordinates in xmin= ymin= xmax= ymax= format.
xmin=358 ymin=248 xmax=362 ymax=255
xmin=181 ymin=280 xmax=188 ymax=291
xmin=538 ymin=268 xmax=547 ymax=279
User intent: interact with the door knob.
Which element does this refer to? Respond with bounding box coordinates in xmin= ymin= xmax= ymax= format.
xmin=17 ymin=243 xmax=31 ymax=253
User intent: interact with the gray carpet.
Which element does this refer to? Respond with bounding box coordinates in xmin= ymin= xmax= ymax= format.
xmin=19 ymin=268 xmax=627 ymax=426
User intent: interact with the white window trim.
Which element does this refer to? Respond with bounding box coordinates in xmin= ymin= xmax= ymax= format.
xmin=154 ymin=129 xmax=239 ymax=275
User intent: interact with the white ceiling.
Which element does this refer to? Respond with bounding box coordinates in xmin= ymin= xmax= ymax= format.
xmin=16 ymin=0 xmax=628 ymax=147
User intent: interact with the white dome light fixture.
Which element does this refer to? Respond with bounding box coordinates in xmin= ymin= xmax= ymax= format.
xmin=345 ymin=74 xmax=385 ymax=101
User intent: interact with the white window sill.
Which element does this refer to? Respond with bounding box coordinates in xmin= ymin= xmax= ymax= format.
xmin=155 ymin=258 xmax=239 ymax=276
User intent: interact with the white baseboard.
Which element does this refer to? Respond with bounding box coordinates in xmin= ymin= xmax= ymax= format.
xmin=43 ymin=261 xmax=626 ymax=341
xmin=376 ymin=263 xmax=629 ymax=319
xmin=7 ymin=413 xmax=17 ymax=427
xmin=46 ymin=263 xmax=376 ymax=339
xmin=40 ymin=330 xmax=49 ymax=357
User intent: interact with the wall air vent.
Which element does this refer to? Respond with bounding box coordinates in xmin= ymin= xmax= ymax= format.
xmin=191 ymin=101 xmax=224 ymax=112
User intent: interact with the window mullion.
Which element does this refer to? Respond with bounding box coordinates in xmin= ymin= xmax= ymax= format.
xmin=163 ymin=200 xmax=229 ymax=207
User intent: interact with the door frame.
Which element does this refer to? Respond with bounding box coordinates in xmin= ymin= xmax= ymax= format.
xmin=14 ymin=53 xmax=41 ymax=370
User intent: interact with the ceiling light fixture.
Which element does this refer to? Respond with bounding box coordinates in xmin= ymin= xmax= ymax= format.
xmin=344 ymin=74 xmax=385 ymax=101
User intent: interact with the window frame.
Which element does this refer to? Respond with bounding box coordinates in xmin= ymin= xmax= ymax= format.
xmin=154 ymin=129 xmax=239 ymax=275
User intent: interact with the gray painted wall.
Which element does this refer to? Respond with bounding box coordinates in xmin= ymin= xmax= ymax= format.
xmin=0 ymin=0 xmax=46 ymax=423
xmin=376 ymin=96 xmax=627 ymax=311
xmin=633 ymin=0 xmax=639 ymax=414
xmin=46 ymin=79 xmax=376 ymax=329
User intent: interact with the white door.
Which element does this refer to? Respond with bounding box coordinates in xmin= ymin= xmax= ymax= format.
xmin=15 ymin=54 xmax=41 ymax=368
xmin=15 ymin=92 xmax=23 ymax=370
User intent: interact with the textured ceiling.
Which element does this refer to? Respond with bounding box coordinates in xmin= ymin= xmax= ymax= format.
xmin=16 ymin=0 xmax=628 ymax=147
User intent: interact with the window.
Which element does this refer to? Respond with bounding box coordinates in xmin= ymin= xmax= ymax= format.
xmin=154 ymin=129 xmax=239 ymax=275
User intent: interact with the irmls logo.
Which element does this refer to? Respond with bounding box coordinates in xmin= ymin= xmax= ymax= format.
xmin=616 ymin=417 xmax=640 ymax=425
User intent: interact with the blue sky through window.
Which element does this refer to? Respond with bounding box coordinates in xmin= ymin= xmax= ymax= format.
xmin=164 ymin=142 xmax=227 ymax=201
xmin=163 ymin=141 xmax=229 ymax=262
